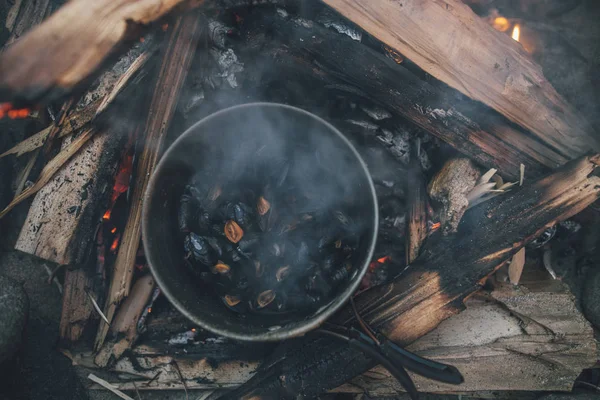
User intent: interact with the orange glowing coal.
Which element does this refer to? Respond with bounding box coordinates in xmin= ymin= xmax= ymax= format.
xmin=492 ymin=17 xmax=510 ymax=32
xmin=0 ymin=103 xmax=31 ymax=119
xmin=430 ymin=222 xmax=441 ymax=232
xmin=377 ymin=256 xmax=391 ymax=264
xmin=103 ymin=209 xmax=112 ymax=221
xmin=511 ymin=24 xmax=521 ymax=42
xmin=110 ymin=236 xmax=120 ymax=252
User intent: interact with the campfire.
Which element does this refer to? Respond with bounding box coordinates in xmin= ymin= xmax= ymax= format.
xmin=0 ymin=0 xmax=599 ymax=398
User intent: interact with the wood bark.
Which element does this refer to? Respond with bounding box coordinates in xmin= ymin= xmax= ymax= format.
xmin=215 ymin=154 xmax=600 ymax=399
xmin=0 ymin=0 xmax=204 ymax=105
xmin=59 ymin=267 xmax=96 ymax=342
xmin=3 ymin=0 xmax=52 ymax=47
xmin=321 ymin=0 xmax=600 ymax=159
xmin=240 ymin=11 xmax=569 ymax=180
xmin=95 ymin=12 xmax=204 ymax=350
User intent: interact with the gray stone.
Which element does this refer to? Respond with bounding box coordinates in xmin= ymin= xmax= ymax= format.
xmin=537 ymin=393 xmax=598 ymax=400
xmin=0 ymin=274 xmax=28 ymax=363
xmin=582 ymin=265 xmax=600 ymax=329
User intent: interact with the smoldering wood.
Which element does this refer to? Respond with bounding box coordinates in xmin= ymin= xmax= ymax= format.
xmin=0 ymin=0 xmax=204 ymax=105
xmin=14 ymin=48 xmax=151 ymax=266
xmin=322 ymin=0 xmax=600 ymax=160
xmin=215 ymin=154 xmax=600 ymax=399
xmin=95 ymin=12 xmax=204 ymax=350
xmin=237 ymin=11 xmax=569 ymax=180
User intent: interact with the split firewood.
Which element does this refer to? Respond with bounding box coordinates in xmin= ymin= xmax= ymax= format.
xmin=427 ymin=158 xmax=480 ymax=235
xmin=321 ymin=0 xmax=600 ymax=159
xmin=94 ymin=274 xmax=155 ymax=368
xmin=217 ymin=154 xmax=600 ymax=400
xmin=0 ymin=0 xmax=204 ymax=105
xmin=405 ymin=162 xmax=427 ymax=263
xmin=241 ymin=10 xmax=567 ymax=180
xmin=95 ymin=11 xmax=204 ymax=350
xmin=3 ymin=0 xmax=52 ymax=47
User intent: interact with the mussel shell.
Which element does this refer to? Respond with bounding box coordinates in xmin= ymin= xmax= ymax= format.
xmin=184 ymin=233 xmax=214 ymax=266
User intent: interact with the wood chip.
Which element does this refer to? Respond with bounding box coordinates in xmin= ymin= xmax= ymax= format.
xmin=508 ymin=247 xmax=525 ymax=285
xmin=224 ymin=220 xmax=244 ymax=243
xmin=87 ymin=374 xmax=135 ymax=400
xmin=86 ymin=290 xmax=110 ymax=325
xmin=520 ymin=163 xmax=525 ymax=186
xmin=478 ymin=168 xmax=497 ymax=185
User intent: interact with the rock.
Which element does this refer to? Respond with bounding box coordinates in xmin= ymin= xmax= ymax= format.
xmin=537 ymin=394 xmax=598 ymax=400
xmin=582 ymin=265 xmax=600 ymax=329
xmin=0 ymin=274 xmax=28 ymax=363
xmin=427 ymin=157 xmax=480 ymax=234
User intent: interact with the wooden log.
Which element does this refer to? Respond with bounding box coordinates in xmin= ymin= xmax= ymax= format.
xmin=239 ymin=11 xmax=568 ymax=180
xmin=14 ymin=49 xmax=151 ymax=265
xmin=321 ymin=0 xmax=600 ymax=159
xmin=216 ymin=154 xmax=600 ymax=399
xmin=0 ymin=0 xmax=204 ymax=105
xmin=95 ymin=11 xmax=204 ymax=350
xmin=59 ymin=267 xmax=96 ymax=342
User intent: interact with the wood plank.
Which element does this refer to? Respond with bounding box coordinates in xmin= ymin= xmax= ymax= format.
xmin=321 ymin=0 xmax=600 ymax=159
xmin=95 ymin=11 xmax=204 ymax=350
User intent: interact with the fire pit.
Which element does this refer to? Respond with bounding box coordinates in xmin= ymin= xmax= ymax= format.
xmin=143 ymin=103 xmax=378 ymax=341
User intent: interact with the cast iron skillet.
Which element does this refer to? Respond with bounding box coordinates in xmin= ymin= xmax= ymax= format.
xmin=142 ymin=103 xmax=379 ymax=342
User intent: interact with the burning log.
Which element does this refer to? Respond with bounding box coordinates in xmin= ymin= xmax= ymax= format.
xmin=95 ymin=12 xmax=204 ymax=349
xmin=216 ymin=154 xmax=600 ymax=399
xmin=0 ymin=0 xmax=204 ymax=105
xmin=13 ymin=48 xmax=151 ymax=266
xmin=239 ymin=10 xmax=569 ymax=180
xmin=322 ymin=0 xmax=600 ymax=159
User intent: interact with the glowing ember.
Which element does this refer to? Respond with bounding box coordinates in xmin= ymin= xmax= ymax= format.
xmin=111 ymin=227 xmax=117 ymax=234
xmin=103 ymin=209 xmax=111 ymax=220
xmin=511 ymin=24 xmax=520 ymax=42
xmin=110 ymin=236 xmax=119 ymax=252
xmin=377 ymin=256 xmax=391 ymax=264
xmin=147 ymin=307 xmax=152 ymax=313
xmin=0 ymin=103 xmax=31 ymax=119
xmin=492 ymin=17 xmax=510 ymax=32
xmin=162 ymin=23 xmax=169 ymax=31
xmin=430 ymin=222 xmax=441 ymax=232
xmin=191 ymin=328 xmax=196 ymax=332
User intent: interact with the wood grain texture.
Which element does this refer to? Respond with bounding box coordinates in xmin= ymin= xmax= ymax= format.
xmin=59 ymin=268 xmax=95 ymax=342
xmin=0 ymin=0 xmax=203 ymax=104
xmin=217 ymin=154 xmax=600 ymax=399
xmin=95 ymin=12 xmax=204 ymax=350
xmin=405 ymin=163 xmax=427 ymax=263
xmin=322 ymin=0 xmax=600 ymax=159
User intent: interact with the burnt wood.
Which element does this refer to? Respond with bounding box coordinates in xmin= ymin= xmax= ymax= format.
xmin=238 ymin=11 xmax=568 ymax=180
xmin=216 ymin=155 xmax=600 ymax=399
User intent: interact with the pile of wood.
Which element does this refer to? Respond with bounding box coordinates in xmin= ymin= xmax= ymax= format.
xmin=0 ymin=0 xmax=598 ymax=398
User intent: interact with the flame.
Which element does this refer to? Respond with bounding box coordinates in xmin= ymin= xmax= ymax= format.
xmin=110 ymin=236 xmax=119 ymax=252
xmin=147 ymin=307 xmax=152 ymax=313
xmin=377 ymin=256 xmax=391 ymax=264
xmin=111 ymin=227 xmax=117 ymax=234
xmin=103 ymin=209 xmax=111 ymax=220
xmin=430 ymin=222 xmax=441 ymax=232
xmin=191 ymin=328 xmax=196 ymax=332
xmin=511 ymin=25 xmax=520 ymax=42
xmin=493 ymin=17 xmax=510 ymax=32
